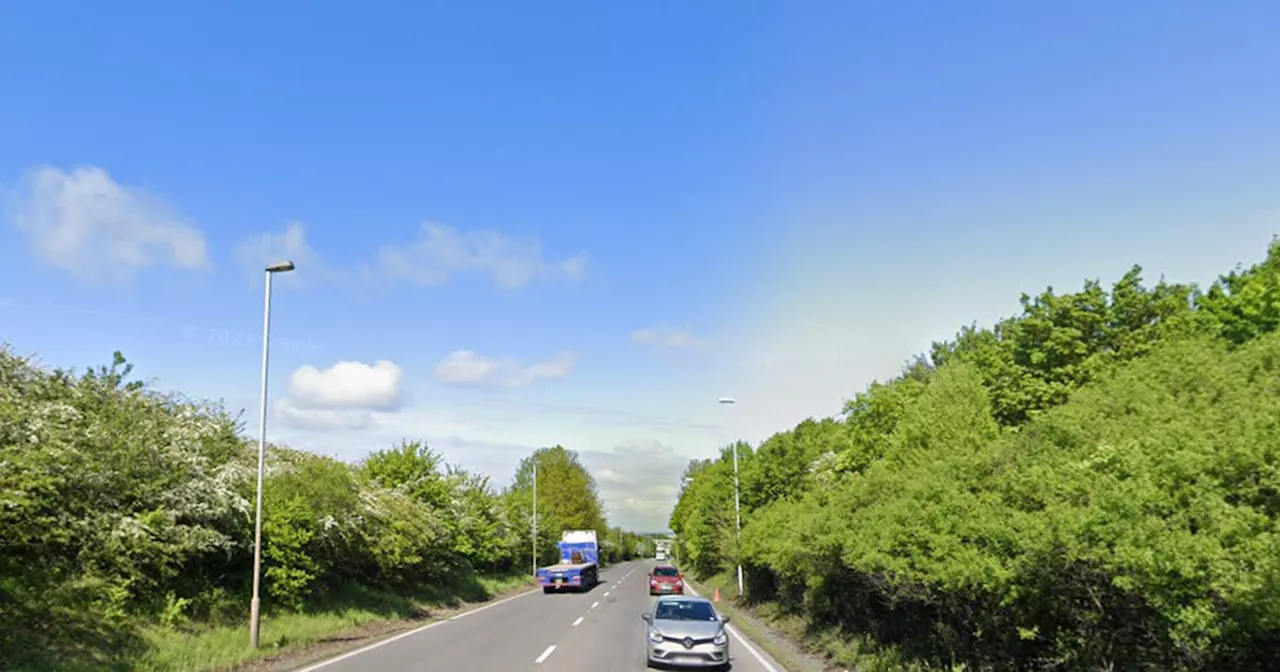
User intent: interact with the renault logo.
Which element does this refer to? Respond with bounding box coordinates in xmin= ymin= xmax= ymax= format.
xmin=683 ymin=637 xmax=694 ymax=649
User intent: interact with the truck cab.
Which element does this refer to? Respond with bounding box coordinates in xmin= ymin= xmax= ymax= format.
xmin=537 ymin=530 xmax=600 ymax=593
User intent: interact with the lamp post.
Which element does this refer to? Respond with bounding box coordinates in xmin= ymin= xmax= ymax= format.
xmin=718 ymin=396 xmax=743 ymax=598
xmin=249 ymin=260 xmax=295 ymax=649
xmin=532 ymin=460 xmax=538 ymax=577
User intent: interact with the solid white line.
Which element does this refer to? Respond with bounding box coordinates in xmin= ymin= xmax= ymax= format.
xmin=683 ymin=583 xmax=780 ymax=672
xmin=295 ymin=587 xmax=539 ymax=671
xmin=590 ymin=600 xmax=599 ymax=609
xmin=450 ymin=587 xmax=540 ymax=621
xmin=535 ymin=644 xmax=557 ymax=664
xmin=572 ymin=616 xmax=584 ymax=627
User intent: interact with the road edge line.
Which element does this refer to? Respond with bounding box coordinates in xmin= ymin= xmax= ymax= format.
xmin=684 ymin=583 xmax=782 ymax=672
xmin=294 ymin=586 xmax=539 ymax=671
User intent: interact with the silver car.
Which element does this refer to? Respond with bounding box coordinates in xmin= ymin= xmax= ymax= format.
xmin=640 ymin=595 xmax=731 ymax=669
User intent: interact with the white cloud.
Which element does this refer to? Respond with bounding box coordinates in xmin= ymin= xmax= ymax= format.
xmin=287 ymin=360 xmax=405 ymax=409
xmin=434 ymin=350 xmax=574 ymax=390
xmin=631 ymin=327 xmax=713 ymax=350
xmin=378 ymin=222 xmax=587 ymax=289
xmin=274 ymin=397 xmax=375 ymax=431
xmin=273 ymin=359 xmax=405 ymax=430
xmin=233 ymin=221 xmax=331 ymax=288
xmin=7 ymin=165 xmax=210 ymax=283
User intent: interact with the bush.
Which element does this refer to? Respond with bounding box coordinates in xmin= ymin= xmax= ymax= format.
xmin=0 ymin=347 xmax=614 ymax=668
xmin=673 ymin=238 xmax=1280 ymax=670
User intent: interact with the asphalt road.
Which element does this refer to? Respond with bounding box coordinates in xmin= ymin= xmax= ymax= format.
xmin=297 ymin=560 xmax=786 ymax=671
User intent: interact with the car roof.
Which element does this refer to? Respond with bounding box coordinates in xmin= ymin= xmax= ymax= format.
xmin=653 ymin=563 xmax=678 ymax=570
xmin=653 ymin=595 xmax=710 ymax=605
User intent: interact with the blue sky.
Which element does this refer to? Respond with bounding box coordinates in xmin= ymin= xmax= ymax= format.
xmin=3 ymin=1 xmax=1280 ymax=531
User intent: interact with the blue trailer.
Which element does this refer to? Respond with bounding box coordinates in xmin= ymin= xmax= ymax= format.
xmin=537 ymin=530 xmax=600 ymax=593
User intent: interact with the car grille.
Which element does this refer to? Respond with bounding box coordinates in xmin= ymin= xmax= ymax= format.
xmin=662 ymin=635 xmax=716 ymax=648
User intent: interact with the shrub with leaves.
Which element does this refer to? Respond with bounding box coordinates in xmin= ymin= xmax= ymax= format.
xmin=0 ymin=347 xmax=615 ymax=668
xmin=673 ymin=238 xmax=1280 ymax=671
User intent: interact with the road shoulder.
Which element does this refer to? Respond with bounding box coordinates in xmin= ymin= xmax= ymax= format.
xmin=682 ymin=575 xmax=834 ymax=672
xmin=235 ymin=579 xmax=538 ymax=672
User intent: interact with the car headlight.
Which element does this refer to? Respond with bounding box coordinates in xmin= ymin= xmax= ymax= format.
xmin=649 ymin=628 xmax=663 ymax=643
xmin=713 ymin=630 xmax=727 ymax=646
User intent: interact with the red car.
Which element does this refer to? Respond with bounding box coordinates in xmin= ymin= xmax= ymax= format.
xmin=648 ymin=564 xmax=685 ymax=595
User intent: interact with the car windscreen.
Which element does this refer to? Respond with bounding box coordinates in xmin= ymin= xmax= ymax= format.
xmin=655 ymin=600 xmax=717 ymax=621
xmin=652 ymin=567 xmax=679 ymax=577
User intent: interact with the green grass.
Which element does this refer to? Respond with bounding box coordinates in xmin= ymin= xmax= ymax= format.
xmin=686 ymin=570 xmax=961 ymax=672
xmin=129 ymin=572 xmax=532 ymax=672
xmin=682 ymin=570 xmax=820 ymax=672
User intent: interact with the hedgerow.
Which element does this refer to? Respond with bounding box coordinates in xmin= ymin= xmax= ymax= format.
xmin=672 ymin=238 xmax=1280 ymax=670
xmin=0 ymin=349 xmax=637 ymax=668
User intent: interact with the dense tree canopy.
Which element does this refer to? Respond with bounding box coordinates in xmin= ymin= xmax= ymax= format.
xmin=671 ymin=238 xmax=1280 ymax=671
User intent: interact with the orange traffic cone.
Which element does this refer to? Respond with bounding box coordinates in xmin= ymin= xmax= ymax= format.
xmin=713 ymin=586 xmax=721 ymax=602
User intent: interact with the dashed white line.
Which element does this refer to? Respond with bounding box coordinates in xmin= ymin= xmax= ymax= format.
xmin=535 ymin=645 xmax=557 ymax=664
xmin=591 ymin=600 xmax=600 ymax=609
xmin=572 ymin=616 xmax=584 ymax=627
xmin=604 ymin=591 xmax=610 ymax=597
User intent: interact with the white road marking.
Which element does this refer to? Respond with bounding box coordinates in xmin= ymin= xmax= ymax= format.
xmin=297 ymin=587 xmax=539 ymax=670
xmin=683 ymin=583 xmax=781 ymax=672
xmin=535 ymin=645 xmax=557 ymax=664
xmin=591 ymin=600 xmax=599 ymax=608
xmin=604 ymin=591 xmax=610 ymax=597
xmin=572 ymin=616 xmax=584 ymax=627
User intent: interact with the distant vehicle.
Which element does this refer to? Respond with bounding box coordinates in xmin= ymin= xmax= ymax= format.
xmin=655 ymin=549 xmax=667 ymax=561
xmin=648 ymin=564 xmax=684 ymax=595
xmin=640 ymin=595 xmax=730 ymax=669
xmin=537 ymin=530 xmax=600 ymax=593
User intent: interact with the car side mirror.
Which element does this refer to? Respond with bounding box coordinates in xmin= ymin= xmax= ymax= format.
xmin=720 ymin=615 xmax=731 ymax=623
xmin=641 ymin=613 xmax=652 ymax=623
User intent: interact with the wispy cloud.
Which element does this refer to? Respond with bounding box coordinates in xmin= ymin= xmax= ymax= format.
xmin=378 ymin=222 xmax=587 ymax=289
xmin=434 ymin=350 xmax=575 ymax=390
xmin=233 ymin=221 xmax=344 ymax=289
xmin=631 ymin=326 xmax=714 ymax=350
xmin=232 ymin=220 xmax=587 ymax=291
xmin=7 ymin=165 xmax=210 ymax=283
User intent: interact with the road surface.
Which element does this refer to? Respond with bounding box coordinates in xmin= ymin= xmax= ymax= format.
xmin=298 ymin=560 xmax=786 ymax=671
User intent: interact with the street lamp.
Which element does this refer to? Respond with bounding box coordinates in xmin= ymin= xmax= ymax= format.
xmin=718 ymin=397 xmax=744 ymax=598
xmin=532 ymin=461 xmax=538 ymax=577
xmin=249 ymin=260 xmax=295 ymax=649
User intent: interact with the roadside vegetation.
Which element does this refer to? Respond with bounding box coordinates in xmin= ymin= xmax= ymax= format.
xmin=0 ymin=350 xmax=643 ymax=671
xmin=672 ymin=238 xmax=1280 ymax=671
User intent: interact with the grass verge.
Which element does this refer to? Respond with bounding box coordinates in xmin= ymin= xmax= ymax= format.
xmin=131 ymin=571 xmax=534 ymax=672
xmin=685 ymin=571 xmax=946 ymax=672
xmin=682 ymin=571 xmax=829 ymax=672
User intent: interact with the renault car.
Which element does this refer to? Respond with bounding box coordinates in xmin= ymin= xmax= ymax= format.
xmin=640 ymin=595 xmax=730 ymax=669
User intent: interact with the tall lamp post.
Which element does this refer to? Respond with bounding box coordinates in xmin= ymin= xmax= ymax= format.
xmin=249 ymin=260 xmax=295 ymax=649
xmin=532 ymin=461 xmax=538 ymax=577
xmin=718 ymin=397 xmax=744 ymax=598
